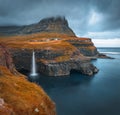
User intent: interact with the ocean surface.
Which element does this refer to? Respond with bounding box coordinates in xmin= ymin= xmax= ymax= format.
xmin=28 ymin=47 xmax=120 ymax=115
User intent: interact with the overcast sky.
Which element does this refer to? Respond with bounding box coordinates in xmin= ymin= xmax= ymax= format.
xmin=0 ymin=0 xmax=120 ymax=47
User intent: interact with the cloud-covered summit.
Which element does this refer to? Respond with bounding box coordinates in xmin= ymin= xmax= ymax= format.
xmin=0 ymin=0 xmax=120 ymax=39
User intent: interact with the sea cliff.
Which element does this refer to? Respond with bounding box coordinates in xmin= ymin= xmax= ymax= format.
xmin=0 ymin=16 xmax=99 ymax=76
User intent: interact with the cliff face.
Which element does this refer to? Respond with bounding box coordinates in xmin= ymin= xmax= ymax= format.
xmin=0 ymin=44 xmax=56 ymax=115
xmin=66 ymin=38 xmax=98 ymax=56
xmin=8 ymin=40 xmax=98 ymax=76
xmin=38 ymin=60 xmax=98 ymax=76
xmin=0 ymin=43 xmax=17 ymax=74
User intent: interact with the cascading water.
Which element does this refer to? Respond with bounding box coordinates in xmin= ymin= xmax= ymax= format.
xmin=30 ymin=51 xmax=38 ymax=76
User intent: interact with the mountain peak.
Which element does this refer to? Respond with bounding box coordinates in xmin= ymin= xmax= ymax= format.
xmin=0 ymin=16 xmax=75 ymax=36
xmin=39 ymin=16 xmax=68 ymax=26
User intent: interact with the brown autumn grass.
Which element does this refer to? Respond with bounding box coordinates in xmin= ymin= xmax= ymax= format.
xmin=0 ymin=32 xmax=91 ymax=52
xmin=0 ymin=32 xmax=95 ymax=63
xmin=0 ymin=32 xmax=90 ymax=43
xmin=0 ymin=32 xmax=94 ymax=64
xmin=0 ymin=66 xmax=56 ymax=115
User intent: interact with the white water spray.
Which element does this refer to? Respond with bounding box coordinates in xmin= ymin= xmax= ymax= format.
xmin=30 ymin=51 xmax=38 ymax=76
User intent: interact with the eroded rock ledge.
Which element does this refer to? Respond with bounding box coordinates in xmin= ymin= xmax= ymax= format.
xmin=39 ymin=60 xmax=98 ymax=76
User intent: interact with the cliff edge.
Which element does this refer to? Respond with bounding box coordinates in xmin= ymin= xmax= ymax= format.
xmin=0 ymin=44 xmax=56 ymax=115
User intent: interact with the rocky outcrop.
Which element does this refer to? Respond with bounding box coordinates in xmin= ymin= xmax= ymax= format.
xmin=38 ymin=60 xmax=98 ymax=76
xmin=0 ymin=16 xmax=75 ymax=36
xmin=0 ymin=43 xmax=56 ymax=115
xmin=66 ymin=38 xmax=99 ymax=56
xmin=0 ymin=43 xmax=18 ymax=74
xmin=97 ymin=53 xmax=115 ymax=59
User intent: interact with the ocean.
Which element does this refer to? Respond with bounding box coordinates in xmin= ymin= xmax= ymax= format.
xmin=28 ymin=47 xmax=120 ymax=115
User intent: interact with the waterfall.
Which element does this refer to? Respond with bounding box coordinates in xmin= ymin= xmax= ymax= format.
xmin=30 ymin=51 xmax=38 ymax=76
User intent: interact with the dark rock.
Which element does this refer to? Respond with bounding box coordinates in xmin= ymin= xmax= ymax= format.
xmin=0 ymin=43 xmax=18 ymax=74
xmin=10 ymin=49 xmax=98 ymax=76
xmin=98 ymin=53 xmax=115 ymax=59
xmin=0 ymin=16 xmax=75 ymax=36
xmin=66 ymin=38 xmax=99 ymax=56
xmin=38 ymin=61 xmax=99 ymax=76
xmin=77 ymin=62 xmax=99 ymax=76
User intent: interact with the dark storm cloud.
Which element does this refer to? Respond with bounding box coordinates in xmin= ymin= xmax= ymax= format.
xmin=91 ymin=0 xmax=120 ymax=31
xmin=0 ymin=0 xmax=120 ymax=38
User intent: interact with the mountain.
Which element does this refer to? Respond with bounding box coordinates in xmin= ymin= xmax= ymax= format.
xmin=0 ymin=16 xmax=75 ymax=36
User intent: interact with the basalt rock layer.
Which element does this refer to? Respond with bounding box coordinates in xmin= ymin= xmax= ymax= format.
xmin=38 ymin=60 xmax=98 ymax=76
xmin=66 ymin=38 xmax=98 ymax=56
xmin=0 ymin=44 xmax=56 ymax=115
